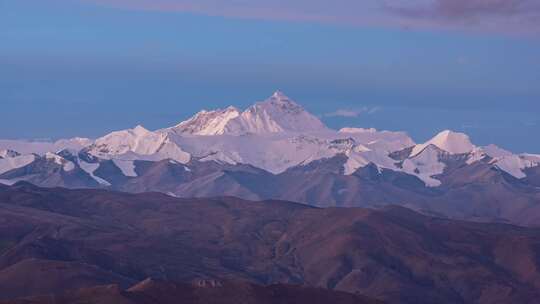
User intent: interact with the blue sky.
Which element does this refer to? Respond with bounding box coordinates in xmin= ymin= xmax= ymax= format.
xmin=1 ymin=0 xmax=539 ymax=152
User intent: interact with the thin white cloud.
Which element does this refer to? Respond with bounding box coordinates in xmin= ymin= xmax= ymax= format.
xmin=324 ymin=107 xmax=380 ymax=118
xmin=325 ymin=109 xmax=362 ymax=118
xmin=366 ymin=107 xmax=381 ymax=114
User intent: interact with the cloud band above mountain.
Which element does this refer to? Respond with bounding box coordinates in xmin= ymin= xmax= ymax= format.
xmin=324 ymin=107 xmax=380 ymax=118
xmin=82 ymin=0 xmax=540 ymax=34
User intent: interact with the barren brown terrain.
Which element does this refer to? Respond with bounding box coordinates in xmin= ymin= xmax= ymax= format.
xmin=1 ymin=183 xmax=540 ymax=303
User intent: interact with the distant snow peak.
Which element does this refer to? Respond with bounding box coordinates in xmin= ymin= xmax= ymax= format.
xmin=412 ymin=130 xmax=475 ymax=157
xmin=171 ymin=106 xmax=241 ymax=136
xmin=236 ymin=91 xmax=328 ymax=134
xmin=265 ymin=90 xmax=301 ymax=109
xmin=89 ymin=125 xmax=191 ymax=164
xmin=132 ymin=125 xmax=150 ymax=135
xmin=170 ymin=91 xmax=328 ymax=136
xmin=272 ymin=90 xmax=287 ymax=99
xmin=91 ymin=125 xmax=164 ymax=156
xmin=255 ymin=91 xmax=304 ymax=114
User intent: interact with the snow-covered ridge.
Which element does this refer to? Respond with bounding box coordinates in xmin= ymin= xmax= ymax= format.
xmin=88 ymin=125 xmax=190 ymax=164
xmin=170 ymin=106 xmax=241 ymax=136
xmin=0 ymin=138 xmax=92 ymax=155
xmin=1 ymin=91 xmax=539 ymax=188
xmin=45 ymin=152 xmax=76 ymax=172
xmin=0 ymin=153 xmax=35 ymax=175
xmin=402 ymin=145 xmax=448 ymax=187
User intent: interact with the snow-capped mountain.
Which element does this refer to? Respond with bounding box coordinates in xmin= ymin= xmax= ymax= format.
xmin=1 ymin=91 xmax=540 ymax=225
xmin=411 ymin=130 xmax=475 ymax=157
xmin=228 ymin=90 xmax=329 ymax=134
xmin=168 ymin=91 xmax=329 ymax=136
xmin=88 ymin=125 xmax=190 ymax=164
xmin=1 ymin=92 xmax=538 ymax=186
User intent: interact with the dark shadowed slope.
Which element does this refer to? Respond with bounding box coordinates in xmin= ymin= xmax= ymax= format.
xmin=0 ymin=259 xmax=135 ymax=300
xmin=4 ymin=152 xmax=540 ymax=227
xmin=1 ymin=279 xmax=383 ymax=304
xmin=1 ymin=184 xmax=540 ymax=303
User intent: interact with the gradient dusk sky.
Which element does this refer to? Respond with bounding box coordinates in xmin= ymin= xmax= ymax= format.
xmin=1 ymin=0 xmax=540 ymax=152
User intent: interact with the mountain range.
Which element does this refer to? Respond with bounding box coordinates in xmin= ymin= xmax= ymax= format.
xmin=1 ymin=91 xmax=540 ymax=225
xmin=2 ymin=183 xmax=540 ymax=304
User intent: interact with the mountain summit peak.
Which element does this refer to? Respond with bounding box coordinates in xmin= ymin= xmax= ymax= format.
xmin=262 ymin=90 xmax=299 ymax=108
xmin=271 ymin=90 xmax=288 ymax=99
xmin=170 ymin=92 xmax=328 ymax=136
xmin=272 ymin=90 xmax=285 ymax=97
xmin=412 ymin=129 xmax=475 ymax=156
xmin=133 ymin=125 xmax=150 ymax=134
